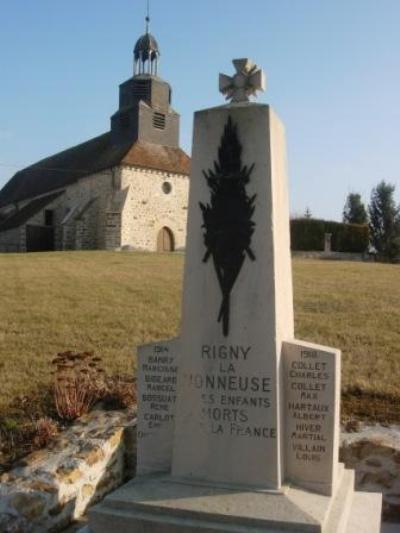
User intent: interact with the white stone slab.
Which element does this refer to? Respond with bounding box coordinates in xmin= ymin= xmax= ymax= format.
xmin=90 ymin=468 xmax=380 ymax=533
xmin=136 ymin=339 xmax=179 ymax=475
xmin=283 ymin=340 xmax=341 ymax=495
xmin=172 ymin=103 xmax=294 ymax=489
xmin=346 ymin=491 xmax=382 ymax=533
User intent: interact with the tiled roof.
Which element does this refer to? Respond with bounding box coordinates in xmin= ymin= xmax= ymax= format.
xmin=0 ymin=133 xmax=190 ymax=208
xmin=121 ymin=142 xmax=190 ymax=175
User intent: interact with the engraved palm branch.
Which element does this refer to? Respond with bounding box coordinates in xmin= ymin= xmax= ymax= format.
xmin=199 ymin=116 xmax=256 ymax=337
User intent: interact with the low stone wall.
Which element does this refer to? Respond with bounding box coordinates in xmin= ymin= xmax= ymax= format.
xmin=292 ymin=251 xmax=369 ymax=261
xmin=0 ymin=409 xmax=136 ymax=532
xmin=341 ymin=425 xmax=400 ymax=521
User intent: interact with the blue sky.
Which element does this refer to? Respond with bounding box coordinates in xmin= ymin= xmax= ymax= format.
xmin=0 ymin=0 xmax=399 ymax=220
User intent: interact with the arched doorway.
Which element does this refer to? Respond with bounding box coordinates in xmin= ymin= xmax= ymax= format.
xmin=157 ymin=227 xmax=175 ymax=252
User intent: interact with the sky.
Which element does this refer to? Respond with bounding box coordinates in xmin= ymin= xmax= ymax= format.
xmin=0 ymin=0 xmax=399 ymax=220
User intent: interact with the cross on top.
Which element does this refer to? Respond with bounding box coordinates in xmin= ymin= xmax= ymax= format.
xmin=219 ymin=59 xmax=266 ymax=103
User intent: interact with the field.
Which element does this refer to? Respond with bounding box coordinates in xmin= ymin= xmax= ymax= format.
xmin=0 ymin=252 xmax=399 ymax=421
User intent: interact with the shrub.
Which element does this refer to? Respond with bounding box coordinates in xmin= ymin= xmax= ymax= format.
xmin=290 ymin=218 xmax=369 ymax=253
xmin=52 ymin=351 xmax=107 ymax=421
xmin=0 ymin=415 xmax=59 ymax=469
xmin=336 ymin=223 xmax=370 ymax=253
xmin=103 ymin=374 xmax=137 ymax=409
xmin=32 ymin=417 xmax=58 ymax=448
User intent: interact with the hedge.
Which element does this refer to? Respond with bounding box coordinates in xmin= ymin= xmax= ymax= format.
xmin=290 ymin=218 xmax=369 ymax=253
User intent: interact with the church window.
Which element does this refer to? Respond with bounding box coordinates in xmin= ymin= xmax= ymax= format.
xmin=162 ymin=181 xmax=172 ymax=194
xmin=153 ymin=112 xmax=166 ymax=130
xmin=44 ymin=210 xmax=54 ymax=226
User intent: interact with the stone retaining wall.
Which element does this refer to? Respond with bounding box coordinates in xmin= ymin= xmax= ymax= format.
xmin=341 ymin=425 xmax=400 ymax=521
xmin=0 ymin=409 xmax=136 ymax=532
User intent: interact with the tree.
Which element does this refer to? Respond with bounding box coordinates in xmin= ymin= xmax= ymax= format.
xmin=343 ymin=193 xmax=368 ymax=224
xmin=368 ymin=180 xmax=400 ymax=260
xmin=304 ymin=207 xmax=312 ymax=219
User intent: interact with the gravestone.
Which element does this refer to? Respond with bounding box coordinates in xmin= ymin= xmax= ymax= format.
xmin=324 ymin=232 xmax=332 ymax=254
xmin=90 ymin=59 xmax=382 ymax=532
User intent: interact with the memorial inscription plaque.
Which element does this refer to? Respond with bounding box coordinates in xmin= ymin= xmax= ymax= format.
xmin=284 ymin=340 xmax=340 ymax=496
xmin=136 ymin=339 xmax=178 ymax=475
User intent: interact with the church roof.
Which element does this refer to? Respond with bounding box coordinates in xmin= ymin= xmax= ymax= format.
xmin=0 ymin=134 xmax=190 ymax=208
xmin=121 ymin=142 xmax=190 ymax=174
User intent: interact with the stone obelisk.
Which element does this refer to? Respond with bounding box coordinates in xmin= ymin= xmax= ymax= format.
xmin=172 ymin=58 xmax=292 ymax=489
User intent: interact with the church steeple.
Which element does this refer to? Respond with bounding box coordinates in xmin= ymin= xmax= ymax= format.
xmin=133 ymin=5 xmax=160 ymax=76
xmin=110 ymin=12 xmax=180 ymax=148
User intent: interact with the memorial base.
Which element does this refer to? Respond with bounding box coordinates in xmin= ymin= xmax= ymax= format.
xmin=89 ymin=466 xmax=381 ymax=533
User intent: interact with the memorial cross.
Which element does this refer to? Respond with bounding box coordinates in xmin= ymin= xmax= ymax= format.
xmin=219 ymin=58 xmax=266 ymax=102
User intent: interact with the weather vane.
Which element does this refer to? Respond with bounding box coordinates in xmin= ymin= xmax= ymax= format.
xmin=219 ymin=58 xmax=266 ymax=103
xmin=145 ymin=0 xmax=150 ymax=33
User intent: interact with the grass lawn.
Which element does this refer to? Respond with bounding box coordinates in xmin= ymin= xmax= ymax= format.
xmin=0 ymin=252 xmax=399 ymax=420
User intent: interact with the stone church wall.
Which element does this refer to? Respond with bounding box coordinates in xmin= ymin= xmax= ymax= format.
xmin=0 ymin=227 xmax=25 ymax=253
xmin=0 ymin=193 xmax=66 ymax=253
xmin=0 ymin=165 xmax=189 ymax=252
xmin=75 ymin=201 xmax=100 ymax=250
xmin=105 ymin=212 xmax=122 ymax=250
xmin=59 ymin=169 xmax=116 ymax=250
xmin=120 ymin=166 xmax=189 ymax=251
xmin=25 ymin=194 xmax=65 ymax=233
xmin=0 ymin=167 xmax=114 ymax=252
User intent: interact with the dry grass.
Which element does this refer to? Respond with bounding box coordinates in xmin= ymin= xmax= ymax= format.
xmin=293 ymin=258 xmax=400 ymax=422
xmin=293 ymin=259 xmax=400 ymax=398
xmin=0 ymin=252 xmax=399 ymax=420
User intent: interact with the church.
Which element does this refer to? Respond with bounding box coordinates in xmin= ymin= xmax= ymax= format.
xmin=0 ymin=23 xmax=190 ymax=253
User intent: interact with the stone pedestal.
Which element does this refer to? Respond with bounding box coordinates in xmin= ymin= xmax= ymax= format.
xmin=90 ymin=468 xmax=381 ymax=532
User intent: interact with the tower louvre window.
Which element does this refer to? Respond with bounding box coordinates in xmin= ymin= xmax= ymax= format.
xmin=132 ymin=80 xmax=151 ymax=101
xmin=153 ymin=112 xmax=166 ymax=130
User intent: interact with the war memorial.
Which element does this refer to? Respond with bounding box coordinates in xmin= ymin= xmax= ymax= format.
xmin=90 ymin=59 xmax=382 ymax=532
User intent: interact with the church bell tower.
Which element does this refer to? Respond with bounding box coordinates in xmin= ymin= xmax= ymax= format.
xmin=110 ymin=15 xmax=180 ymax=147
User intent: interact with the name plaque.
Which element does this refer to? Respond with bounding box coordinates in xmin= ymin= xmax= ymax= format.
xmin=284 ymin=340 xmax=340 ymax=496
xmin=136 ymin=339 xmax=178 ymax=475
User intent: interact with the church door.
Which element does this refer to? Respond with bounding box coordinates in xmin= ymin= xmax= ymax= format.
xmin=26 ymin=225 xmax=55 ymax=252
xmin=157 ymin=227 xmax=174 ymax=252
